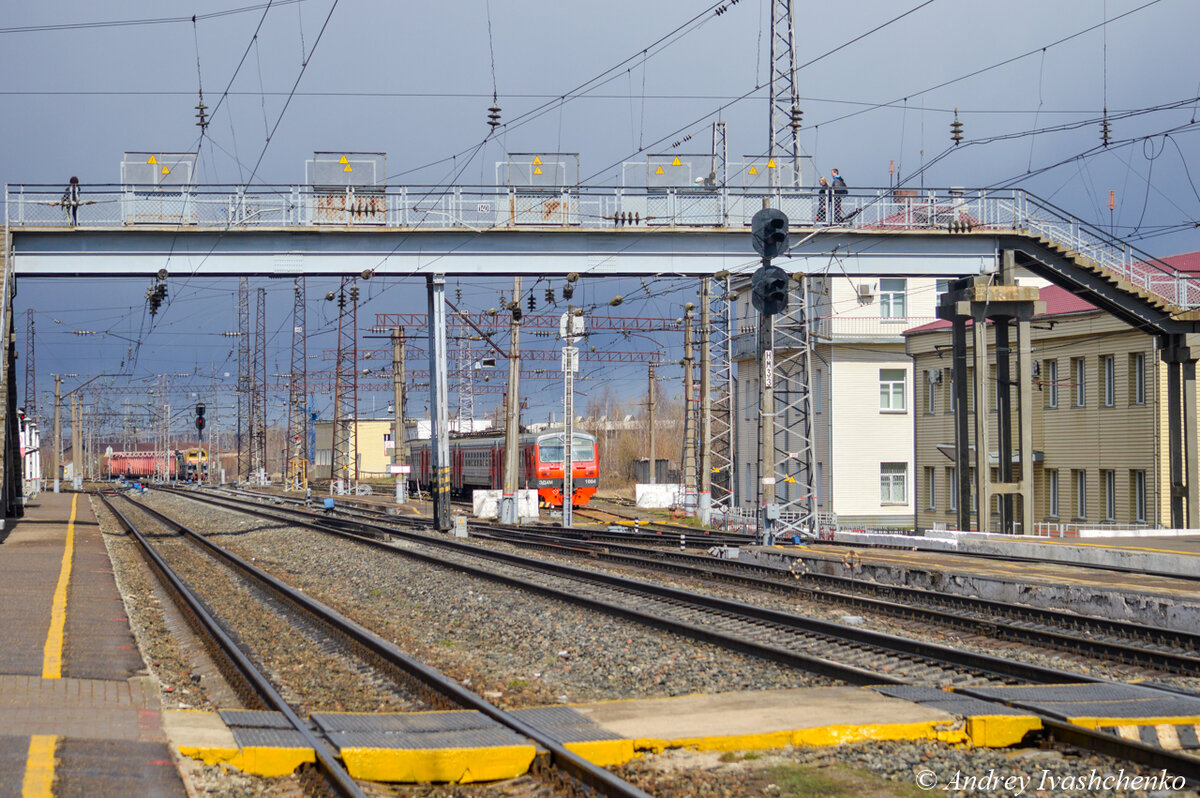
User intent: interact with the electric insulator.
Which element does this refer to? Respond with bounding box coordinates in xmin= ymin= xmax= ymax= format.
xmin=455 ymin=286 xmax=462 ymax=303
xmin=950 ymin=108 xmax=964 ymax=145
xmin=528 ymin=293 xmax=536 ymax=311
xmin=487 ymin=103 xmax=502 ymax=129
xmin=545 ymin=287 xmax=555 ymax=303
xmin=1100 ymin=113 xmax=1112 ymax=147
xmin=790 ymin=106 xmax=803 ymax=131
xmin=195 ymin=98 xmax=209 ymax=130
xmin=562 ymin=281 xmax=574 ymax=300
xmin=349 ymin=286 xmax=359 ymax=302
xmin=499 ymin=293 xmax=507 ymax=308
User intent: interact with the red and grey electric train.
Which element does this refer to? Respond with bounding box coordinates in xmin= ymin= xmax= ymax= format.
xmin=408 ymin=430 xmax=599 ymax=506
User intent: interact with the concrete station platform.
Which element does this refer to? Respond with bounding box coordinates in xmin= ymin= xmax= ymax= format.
xmin=0 ymin=491 xmax=185 ymax=798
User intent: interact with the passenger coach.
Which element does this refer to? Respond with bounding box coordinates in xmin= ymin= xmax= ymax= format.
xmin=409 ymin=430 xmax=599 ymax=507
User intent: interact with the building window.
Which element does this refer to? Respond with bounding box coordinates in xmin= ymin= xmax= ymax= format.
xmin=948 ymin=466 xmax=957 ymax=512
xmin=881 ymin=462 xmax=907 ymax=504
xmin=879 ymin=278 xmax=907 ymax=318
xmin=1075 ymin=357 xmax=1088 ymax=406
xmin=879 ymin=369 xmax=907 ymax=412
xmin=925 ymin=466 xmax=937 ymax=510
xmin=1047 ymin=469 xmax=1059 ymax=519
xmin=1133 ymin=470 xmax=1147 ymax=523
xmin=1130 ymin=353 xmax=1146 ymax=405
xmin=1102 ymin=469 xmax=1116 ymax=521
xmin=1073 ymin=469 xmax=1087 ymax=519
xmin=1102 ymin=355 xmax=1115 ymax=407
xmin=926 ymin=371 xmax=938 ymax=414
xmin=944 ymin=368 xmax=954 ymax=413
xmin=1045 ymin=359 xmax=1058 ymax=409
xmin=936 ymin=278 xmax=953 ymax=301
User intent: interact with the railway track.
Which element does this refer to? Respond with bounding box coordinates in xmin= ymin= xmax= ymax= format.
xmin=156 ymin=487 xmax=1200 ymax=782
xmin=222 ymin=486 xmax=1200 ymax=679
xmin=100 ymin=491 xmax=650 ymax=798
xmin=166 ymin=488 xmax=1114 ymax=687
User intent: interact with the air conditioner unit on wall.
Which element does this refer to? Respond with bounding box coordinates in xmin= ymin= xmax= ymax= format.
xmin=856 ymin=282 xmax=875 ymax=302
xmin=927 ymin=370 xmax=942 ymax=384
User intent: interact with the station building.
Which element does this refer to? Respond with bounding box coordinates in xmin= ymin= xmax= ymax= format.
xmin=902 ymin=252 xmax=1200 ymax=532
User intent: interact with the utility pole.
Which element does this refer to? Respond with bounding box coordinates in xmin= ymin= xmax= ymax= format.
xmin=699 ymin=279 xmax=713 ymax=525
xmin=681 ymin=302 xmax=697 ymax=513
xmin=52 ymin=374 xmax=63 ymax=491
xmin=237 ymin=278 xmax=250 ymax=479
xmin=561 ymin=307 xmax=582 ymax=528
xmin=647 ymin=364 xmax=656 ymax=485
xmin=71 ymin=393 xmax=80 ymax=488
xmin=501 ymin=276 xmax=522 ymax=524
xmin=391 ymin=327 xmax=408 ymax=504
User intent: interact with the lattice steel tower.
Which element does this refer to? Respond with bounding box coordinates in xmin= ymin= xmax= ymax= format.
xmin=23 ymin=309 xmax=35 ymax=426
xmin=250 ymin=287 xmax=267 ymax=480
xmin=286 ymin=278 xmax=308 ymax=489
xmin=766 ymin=0 xmax=816 ymax=535
xmin=237 ymin=278 xmax=251 ymax=479
xmin=331 ymin=278 xmax=359 ymax=487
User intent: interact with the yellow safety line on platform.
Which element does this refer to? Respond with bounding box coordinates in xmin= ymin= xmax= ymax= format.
xmin=42 ymin=494 xmax=78 ymax=679
xmin=21 ymin=734 xmax=57 ymax=798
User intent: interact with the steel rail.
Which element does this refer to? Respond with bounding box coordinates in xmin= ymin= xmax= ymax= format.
xmin=130 ymin=492 xmax=652 ymax=798
xmin=468 ymin=525 xmax=1200 ymax=676
xmin=98 ymin=493 xmax=368 ymax=798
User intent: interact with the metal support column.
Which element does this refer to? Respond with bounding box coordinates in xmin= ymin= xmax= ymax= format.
xmin=427 ymin=275 xmax=451 ymax=532
xmin=950 ymin=316 xmax=971 ymax=531
xmin=1017 ymin=315 xmax=1036 ymax=536
xmin=698 ymin=280 xmax=713 ymax=525
xmin=971 ymin=304 xmax=991 ymax=533
xmin=681 ymin=302 xmax=696 ymax=512
xmin=757 ymin=309 xmax=777 ymax=544
xmin=391 ymin=328 xmax=407 ymax=505
xmin=500 ymin=276 xmax=521 ymax=525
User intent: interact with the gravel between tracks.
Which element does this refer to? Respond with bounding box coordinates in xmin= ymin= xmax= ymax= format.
xmin=140 ymin=490 xmax=830 ymax=707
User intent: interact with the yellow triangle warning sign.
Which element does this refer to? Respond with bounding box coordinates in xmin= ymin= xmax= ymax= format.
xmin=655 ymin=166 xmax=665 ymax=175
xmin=161 ymin=166 xmax=170 ymax=175
xmin=532 ymin=156 xmax=543 ymax=165
xmin=147 ymin=155 xmax=157 ymax=165
xmin=533 ymin=166 xmax=543 ymax=175
xmin=672 ymin=157 xmax=681 ymax=166
xmin=749 ymin=166 xmax=758 ymax=175
xmin=339 ymin=155 xmax=349 ymax=164
xmin=767 ymin=158 xmax=776 ymax=168
xmin=344 ymin=164 xmax=353 ymax=172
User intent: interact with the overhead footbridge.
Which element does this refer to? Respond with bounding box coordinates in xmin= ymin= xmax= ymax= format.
xmin=3 ymin=182 xmax=1199 ymax=527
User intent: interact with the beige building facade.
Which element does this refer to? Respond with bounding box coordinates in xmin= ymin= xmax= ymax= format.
xmin=735 ymin=274 xmax=946 ymax=528
xmin=905 ymin=285 xmax=1169 ymax=533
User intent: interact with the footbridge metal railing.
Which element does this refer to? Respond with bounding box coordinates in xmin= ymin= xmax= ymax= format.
xmin=7 ymin=183 xmax=1199 ymax=310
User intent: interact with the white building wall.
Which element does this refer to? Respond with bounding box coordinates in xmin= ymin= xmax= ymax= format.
xmin=828 ymin=345 xmax=914 ymax=522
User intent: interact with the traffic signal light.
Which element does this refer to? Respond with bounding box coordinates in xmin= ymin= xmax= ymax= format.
xmin=195 ymin=403 xmax=206 ymax=433
xmin=751 ymin=208 xmax=790 ymax=260
xmin=751 ymin=264 xmax=790 ymax=316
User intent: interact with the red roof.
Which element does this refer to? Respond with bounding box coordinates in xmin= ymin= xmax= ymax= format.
xmin=905 ymin=283 xmax=1099 ymax=335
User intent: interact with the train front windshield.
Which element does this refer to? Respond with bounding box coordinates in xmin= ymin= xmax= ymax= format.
xmin=538 ymin=436 xmax=594 ymax=463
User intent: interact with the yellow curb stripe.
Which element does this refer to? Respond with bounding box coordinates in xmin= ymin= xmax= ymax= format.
xmin=42 ymin=494 xmax=78 ymax=679
xmin=1068 ymin=715 xmax=1200 ymax=729
xmin=22 ymin=734 xmax=57 ymax=798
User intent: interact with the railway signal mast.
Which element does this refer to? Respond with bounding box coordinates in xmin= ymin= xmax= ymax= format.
xmin=751 ymin=208 xmax=790 ymax=544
